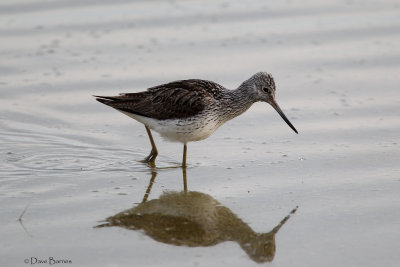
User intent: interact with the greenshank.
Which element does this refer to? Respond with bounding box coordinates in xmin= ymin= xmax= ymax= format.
xmin=95 ymin=72 xmax=298 ymax=167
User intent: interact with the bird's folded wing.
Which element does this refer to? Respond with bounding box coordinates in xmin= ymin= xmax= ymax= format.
xmin=95 ymin=79 xmax=222 ymax=120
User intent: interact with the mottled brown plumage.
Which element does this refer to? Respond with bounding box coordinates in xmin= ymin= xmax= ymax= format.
xmin=96 ymin=79 xmax=225 ymax=120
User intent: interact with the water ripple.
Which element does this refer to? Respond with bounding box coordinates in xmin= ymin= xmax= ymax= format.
xmin=0 ymin=128 xmax=151 ymax=179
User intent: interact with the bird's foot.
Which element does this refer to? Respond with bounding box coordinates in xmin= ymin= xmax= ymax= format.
xmin=141 ymin=149 xmax=158 ymax=167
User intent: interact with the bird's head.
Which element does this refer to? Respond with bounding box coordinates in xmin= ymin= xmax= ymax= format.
xmin=248 ymin=72 xmax=298 ymax=134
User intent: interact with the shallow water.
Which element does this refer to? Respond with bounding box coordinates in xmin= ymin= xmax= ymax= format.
xmin=1 ymin=0 xmax=400 ymax=266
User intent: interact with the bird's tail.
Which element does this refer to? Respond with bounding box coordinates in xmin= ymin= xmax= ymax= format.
xmin=93 ymin=95 xmax=120 ymax=105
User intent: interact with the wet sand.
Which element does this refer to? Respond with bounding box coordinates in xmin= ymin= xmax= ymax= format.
xmin=1 ymin=0 xmax=399 ymax=266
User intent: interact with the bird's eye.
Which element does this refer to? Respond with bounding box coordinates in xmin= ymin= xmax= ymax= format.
xmin=263 ymin=87 xmax=270 ymax=94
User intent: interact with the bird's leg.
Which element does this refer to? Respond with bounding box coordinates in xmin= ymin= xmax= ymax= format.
xmin=182 ymin=143 xmax=187 ymax=168
xmin=182 ymin=167 xmax=187 ymax=192
xmin=142 ymin=126 xmax=158 ymax=164
xmin=142 ymin=170 xmax=157 ymax=203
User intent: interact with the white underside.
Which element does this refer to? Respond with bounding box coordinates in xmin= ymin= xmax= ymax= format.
xmin=120 ymin=111 xmax=223 ymax=143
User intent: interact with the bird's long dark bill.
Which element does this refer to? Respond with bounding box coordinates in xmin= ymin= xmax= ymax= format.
xmin=270 ymin=101 xmax=298 ymax=134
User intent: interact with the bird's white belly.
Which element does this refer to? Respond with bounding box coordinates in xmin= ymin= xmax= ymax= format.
xmin=121 ymin=111 xmax=222 ymax=143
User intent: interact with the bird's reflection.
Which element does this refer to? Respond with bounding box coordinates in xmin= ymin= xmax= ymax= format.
xmin=96 ymin=168 xmax=297 ymax=263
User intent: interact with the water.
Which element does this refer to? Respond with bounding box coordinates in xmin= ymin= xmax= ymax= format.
xmin=1 ymin=0 xmax=400 ymax=266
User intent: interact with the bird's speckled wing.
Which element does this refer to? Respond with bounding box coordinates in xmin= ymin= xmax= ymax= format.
xmin=95 ymin=79 xmax=225 ymax=120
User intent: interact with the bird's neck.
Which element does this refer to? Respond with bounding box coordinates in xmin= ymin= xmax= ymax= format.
xmin=219 ymin=84 xmax=257 ymax=122
xmin=216 ymin=206 xmax=258 ymax=241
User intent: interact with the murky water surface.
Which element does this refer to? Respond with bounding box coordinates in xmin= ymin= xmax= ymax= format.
xmin=1 ymin=1 xmax=399 ymax=266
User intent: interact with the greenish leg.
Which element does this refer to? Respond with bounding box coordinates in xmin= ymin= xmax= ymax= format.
xmin=182 ymin=143 xmax=187 ymax=168
xmin=142 ymin=126 xmax=158 ymax=164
